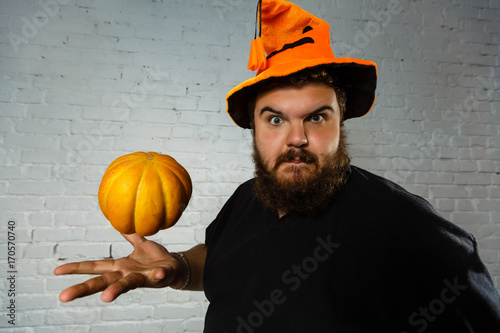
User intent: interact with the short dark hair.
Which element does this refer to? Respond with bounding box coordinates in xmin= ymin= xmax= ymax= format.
xmin=247 ymin=67 xmax=347 ymax=128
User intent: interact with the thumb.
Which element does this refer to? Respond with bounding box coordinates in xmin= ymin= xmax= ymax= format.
xmin=150 ymin=266 xmax=177 ymax=287
xmin=154 ymin=266 xmax=168 ymax=281
xmin=121 ymin=233 xmax=147 ymax=249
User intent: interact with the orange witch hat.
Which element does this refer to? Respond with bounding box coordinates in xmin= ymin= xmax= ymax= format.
xmin=226 ymin=0 xmax=378 ymax=128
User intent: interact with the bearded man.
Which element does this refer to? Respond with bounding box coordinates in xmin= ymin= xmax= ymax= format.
xmin=250 ymin=69 xmax=351 ymax=217
xmin=55 ymin=0 xmax=500 ymax=332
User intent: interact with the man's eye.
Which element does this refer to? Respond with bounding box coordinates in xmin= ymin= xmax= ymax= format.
xmin=310 ymin=114 xmax=325 ymax=123
xmin=269 ymin=116 xmax=283 ymax=125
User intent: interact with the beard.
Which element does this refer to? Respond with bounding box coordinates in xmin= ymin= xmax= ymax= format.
xmin=252 ymin=129 xmax=351 ymax=217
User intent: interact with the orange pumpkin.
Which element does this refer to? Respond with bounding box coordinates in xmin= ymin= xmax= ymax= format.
xmin=98 ymin=152 xmax=192 ymax=236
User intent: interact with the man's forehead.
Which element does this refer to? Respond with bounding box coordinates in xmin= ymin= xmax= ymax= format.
xmin=256 ymin=82 xmax=335 ymax=99
xmin=254 ymin=86 xmax=339 ymax=119
xmin=255 ymin=83 xmax=337 ymax=104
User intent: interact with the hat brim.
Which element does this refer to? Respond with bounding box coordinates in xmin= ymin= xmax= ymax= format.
xmin=226 ymin=56 xmax=377 ymax=128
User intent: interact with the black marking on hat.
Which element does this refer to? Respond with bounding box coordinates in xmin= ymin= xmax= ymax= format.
xmin=266 ymin=37 xmax=315 ymax=60
xmin=303 ymin=25 xmax=313 ymax=33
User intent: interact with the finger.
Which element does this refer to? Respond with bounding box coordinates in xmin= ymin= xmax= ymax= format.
xmin=58 ymin=272 xmax=122 ymax=302
xmin=101 ymin=272 xmax=147 ymax=303
xmin=154 ymin=267 xmax=167 ymax=281
xmin=121 ymin=233 xmax=147 ymax=248
xmin=148 ymin=266 xmax=174 ymax=287
xmin=54 ymin=260 xmax=116 ymax=275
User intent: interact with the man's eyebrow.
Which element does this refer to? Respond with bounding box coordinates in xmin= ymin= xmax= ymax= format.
xmin=307 ymin=106 xmax=335 ymax=116
xmin=258 ymin=105 xmax=335 ymax=121
xmin=259 ymin=106 xmax=284 ymax=116
xmin=259 ymin=105 xmax=334 ymax=116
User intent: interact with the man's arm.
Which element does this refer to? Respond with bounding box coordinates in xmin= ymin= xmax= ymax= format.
xmin=54 ymin=233 xmax=207 ymax=302
xmin=171 ymin=244 xmax=207 ymax=291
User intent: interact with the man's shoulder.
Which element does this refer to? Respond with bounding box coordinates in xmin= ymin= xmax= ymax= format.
xmin=345 ymin=165 xmax=475 ymax=242
xmin=216 ymin=178 xmax=257 ymax=214
xmin=348 ymin=165 xmax=412 ymax=195
xmin=344 ymin=165 xmax=476 ymax=261
xmin=231 ymin=178 xmax=255 ymax=198
xmin=345 ymin=165 xmax=431 ymax=209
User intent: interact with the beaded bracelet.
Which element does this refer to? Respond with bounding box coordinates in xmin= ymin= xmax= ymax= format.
xmin=171 ymin=252 xmax=190 ymax=290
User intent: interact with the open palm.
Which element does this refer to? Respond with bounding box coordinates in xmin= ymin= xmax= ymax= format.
xmin=54 ymin=233 xmax=182 ymax=302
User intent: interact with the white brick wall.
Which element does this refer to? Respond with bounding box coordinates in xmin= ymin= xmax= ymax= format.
xmin=0 ymin=0 xmax=498 ymax=331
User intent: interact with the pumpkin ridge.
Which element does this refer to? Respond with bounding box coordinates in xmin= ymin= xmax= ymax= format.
xmin=156 ymin=161 xmax=190 ymax=203
xmin=133 ymin=160 xmax=151 ymax=231
xmin=154 ymin=158 xmax=192 ymax=197
xmin=105 ymin=153 xmax=139 ymax=171
xmin=105 ymin=155 xmax=144 ymax=174
xmin=152 ymin=163 xmax=173 ymax=230
xmin=100 ymin=159 xmax=146 ymax=217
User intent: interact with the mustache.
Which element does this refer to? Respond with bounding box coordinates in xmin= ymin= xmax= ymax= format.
xmin=273 ymin=148 xmax=319 ymax=170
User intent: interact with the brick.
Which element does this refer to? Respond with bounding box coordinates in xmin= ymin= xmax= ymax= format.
xmin=101 ymin=305 xmax=152 ymax=321
xmin=459 ymin=31 xmax=495 ymax=45
xmin=88 ymin=323 xmax=142 ymax=333
xmin=153 ymin=303 xmax=202 ymax=320
xmin=198 ymin=98 xmax=221 ymax=112
xmin=0 ymin=118 xmax=15 ymax=133
xmin=129 ymin=108 xmax=178 ymax=124
xmin=46 ymin=309 xmax=99 ymax=325
xmin=178 ymin=112 xmax=208 ymax=126
xmin=34 ymin=228 xmax=86 ymax=242
xmin=15 ymin=89 xmax=45 ymax=104
xmin=110 ymin=241 xmax=134 ymax=258
xmin=5 ymin=133 xmax=60 ymax=149
xmin=0 ymin=196 xmax=44 ymax=211
xmin=183 ymin=28 xmax=229 ymax=46
xmin=121 ymin=123 xmax=172 ymax=138
xmin=56 ymin=243 xmax=110 ymax=259
xmin=10 ymin=228 xmax=32 ymax=243
xmin=140 ymin=289 xmax=168 ymax=305
xmin=85 ymin=228 xmax=123 ymax=242
xmin=15 ymin=310 xmax=45 ymax=327
xmin=478 ymin=200 xmax=500 ymax=212
xmin=429 ymin=185 xmax=469 ymax=198
xmin=454 ymin=172 xmax=492 ymax=185
xmin=25 ymin=244 xmax=54 ymax=258
xmin=415 ymin=172 xmax=453 ymax=185
xmin=452 ymin=212 xmax=490 ymax=225
xmin=45 ymin=196 xmax=97 ymax=211
xmin=54 ymin=211 xmax=106 ymax=226
xmin=18 ymin=295 xmax=58 ymax=311
xmin=8 ymin=180 xmax=65 ymax=195
xmin=435 ymin=199 xmax=455 ymax=212
xmin=172 ymin=126 xmax=195 ymax=139
xmin=0 ymin=182 xmax=7 ymax=195
xmin=174 ymin=97 xmax=198 ymax=111
xmin=185 ymin=317 xmax=205 ymax=331
xmin=62 ymin=178 xmax=97 ymax=193
xmin=156 ymin=227 xmax=196 ymax=245
xmin=113 ymin=136 xmax=164 ymax=152
xmin=35 ymin=327 xmax=89 ymax=333
xmin=82 ymin=107 xmax=130 ymax=122
xmin=27 ymin=104 xmax=80 ymax=120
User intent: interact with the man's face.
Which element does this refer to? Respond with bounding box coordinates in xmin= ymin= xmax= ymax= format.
xmin=252 ymin=83 xmax=350 ymax=216
xmin=253 ymin=83 xmax=342 ymax=183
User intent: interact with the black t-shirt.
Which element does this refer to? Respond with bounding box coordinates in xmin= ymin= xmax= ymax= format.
xmin=203 ymin=166 xmax=500 ymax=332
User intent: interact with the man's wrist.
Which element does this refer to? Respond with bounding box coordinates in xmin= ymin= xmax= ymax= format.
xmin=171 ymin=252 xmax=190 ymax=290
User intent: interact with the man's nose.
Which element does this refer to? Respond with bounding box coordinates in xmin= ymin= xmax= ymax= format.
xmin=286 ymin=121 xmax=308 ymax=148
